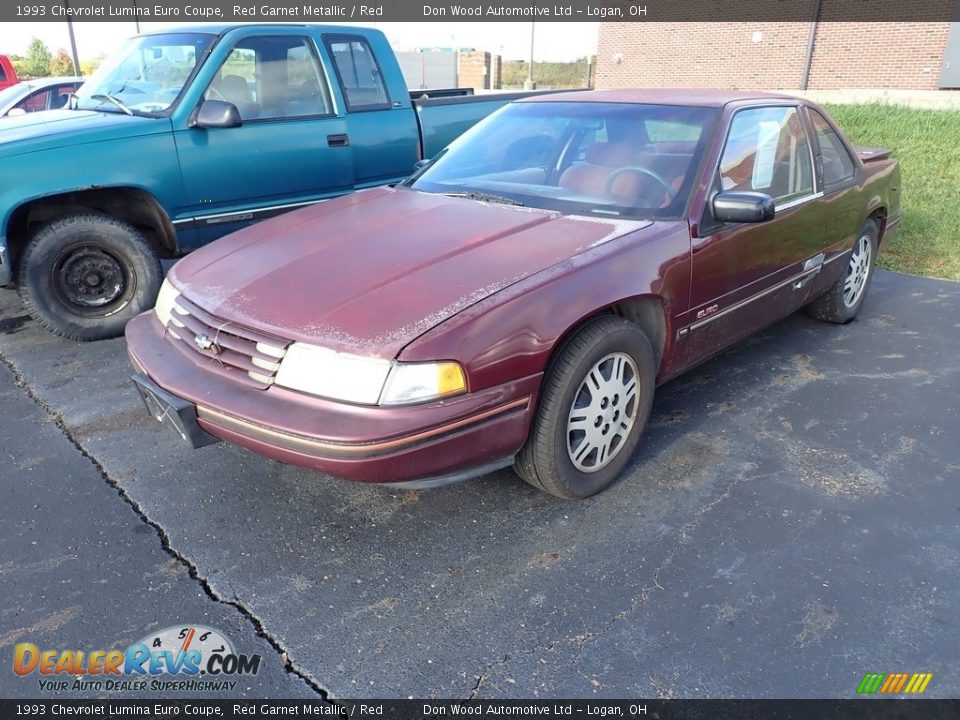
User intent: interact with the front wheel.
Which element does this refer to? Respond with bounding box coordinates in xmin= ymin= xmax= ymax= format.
xmin=17 ymin=213 xmax=163 ymax=341
xmin=514 ymin=316 xmax=657 ymax=499
xmin=805 ymin=219 xmax=878 ymax=324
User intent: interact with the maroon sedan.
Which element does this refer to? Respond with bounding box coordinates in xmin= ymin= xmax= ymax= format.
xmin=126 ymin=89 xmax=901 ymax=499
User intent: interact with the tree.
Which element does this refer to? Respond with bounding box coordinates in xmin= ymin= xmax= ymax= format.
xmin=49 ymin=49 xmax=75 ymax=77
xmin=23 ymin=37 xmax=52 ymax=78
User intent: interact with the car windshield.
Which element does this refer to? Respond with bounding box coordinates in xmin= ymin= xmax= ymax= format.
xmin=74 ymin=33 xmax=215 ymax=116
xmin=0 ymin=83 xmax=31 ymax=106
xmin=408 ymin=101 xmax=718 ymax=219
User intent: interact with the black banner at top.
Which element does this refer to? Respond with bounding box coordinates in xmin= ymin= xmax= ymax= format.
xmin=5 ymin=0 xmax=960 ymax=23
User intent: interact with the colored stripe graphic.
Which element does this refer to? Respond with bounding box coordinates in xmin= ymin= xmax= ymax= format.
xmin=857 ymin=673 xmax=885 ymax=694
xmin=904 ymin=673 xmax=933 ymax=694
xmin=858 ymin=672 xmax=933 ymax=694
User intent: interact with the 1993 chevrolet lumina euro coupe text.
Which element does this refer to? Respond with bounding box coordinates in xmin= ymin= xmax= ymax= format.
xmin=125 ymin=89 xmax=901 ymax=499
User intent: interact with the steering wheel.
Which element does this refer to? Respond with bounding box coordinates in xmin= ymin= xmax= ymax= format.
xmin=604 ymin=167 xmax=674 ymax=205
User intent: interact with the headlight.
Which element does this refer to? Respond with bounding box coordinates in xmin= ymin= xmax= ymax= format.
xmin=275 ymin=343 xmax=393 ymax=405
xmin=380 ymin=362 xmax=466 ymax=406
xmin=154 ymin=278 xmax=181 ymax=328
xmin=274 ymin=342 xmax=466 ymax=406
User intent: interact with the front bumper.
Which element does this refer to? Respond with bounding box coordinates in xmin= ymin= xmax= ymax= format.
xmin=125 ymin=311 xmax=540 ymax=485
xmin=0 ymin=239 xmax=11 ymax=286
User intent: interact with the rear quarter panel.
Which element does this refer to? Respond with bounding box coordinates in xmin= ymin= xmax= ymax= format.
xmin=399 ymin=220 xmax=692 ymax=392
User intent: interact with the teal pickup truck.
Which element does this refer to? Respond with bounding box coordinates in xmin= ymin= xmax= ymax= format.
xmin=0 ymin=24 xmax=530 ymax=340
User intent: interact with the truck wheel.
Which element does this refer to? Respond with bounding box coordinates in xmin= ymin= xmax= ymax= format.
xmin=17 ymin=213 xmax=162 ymax=341
xmin=804 ymin=219 xmax=878 ymax=324
xmin=514 ymin=316 xmax=656 ymax=499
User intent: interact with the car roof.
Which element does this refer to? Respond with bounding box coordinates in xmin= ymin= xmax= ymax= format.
xmin=137 ymin=23 xmax=375 ymax=37
xmin=23 ymin=76 xmax=83 ymax=86
xmin=138 ymin=23 xmax=235 ymax=35
xmin=520 ymin=88 xmax=801 ymax=107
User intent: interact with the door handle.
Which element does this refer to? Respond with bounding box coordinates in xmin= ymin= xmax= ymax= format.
xmin=327 ymin=134 xmax=350 ymax=148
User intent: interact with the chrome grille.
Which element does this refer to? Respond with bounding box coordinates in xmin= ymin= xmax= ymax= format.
xmin=167 ymin=295 xmax=288 ymax=389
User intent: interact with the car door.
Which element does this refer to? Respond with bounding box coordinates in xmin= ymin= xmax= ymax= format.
xmin=675 ymin=104 xmax=825 ymax=367
xmin=322 ymin=33 xmax=420 ymax=187
xmin=173 ymin=29 xmax=353 ymax=241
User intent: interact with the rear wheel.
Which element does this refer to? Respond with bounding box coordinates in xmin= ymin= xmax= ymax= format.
xmin=17 ymin=212 xmax=163 ymax=341
xmin=515 ymin=316 xmax=656 ymax=499
xmin=805 ymin=219 xmax=878 ymax=324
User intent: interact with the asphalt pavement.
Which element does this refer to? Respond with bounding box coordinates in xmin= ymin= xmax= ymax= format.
xmin=0 ymin=270 xmax=958 ymax=699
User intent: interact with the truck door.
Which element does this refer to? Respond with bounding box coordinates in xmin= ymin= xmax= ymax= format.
xmin=321 ymin=33 xmax=420 ymax=188
xmin=674 ymin=105 xmax=826 ymax=367
xmin=172 ymin=29 xmax=353 ymax=242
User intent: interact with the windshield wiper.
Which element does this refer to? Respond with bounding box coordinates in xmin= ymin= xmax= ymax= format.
xmin=443 ymin=191 xmax=524 ymax=207
xmin=90 ymin=93 xmax=134 ymax=116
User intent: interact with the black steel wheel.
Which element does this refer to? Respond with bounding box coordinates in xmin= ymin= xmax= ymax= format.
xmin=17 ymin=212 xmax=162 ymax=341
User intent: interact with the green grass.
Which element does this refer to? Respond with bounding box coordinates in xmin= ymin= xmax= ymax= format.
xmin=502 ymin=60 xmax=592 ymax=89
xmin=823 ymin=103 xmax=960 ymax=281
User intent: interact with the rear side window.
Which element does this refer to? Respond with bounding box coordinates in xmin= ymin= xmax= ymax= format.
xmin=0 ymin=64 xmax=6 ymax=82
xmin=324 ymin=35 xmax=390 ymax=111
xmin=809 ymin=109 xmax=856 ymax=185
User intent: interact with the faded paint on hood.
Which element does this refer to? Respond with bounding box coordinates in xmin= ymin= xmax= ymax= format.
xmin=170 ymin=187 xmax=649 ymax=358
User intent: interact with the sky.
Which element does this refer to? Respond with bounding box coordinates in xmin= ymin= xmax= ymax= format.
xmin=0 ymin=21 xmax=600 ymax=63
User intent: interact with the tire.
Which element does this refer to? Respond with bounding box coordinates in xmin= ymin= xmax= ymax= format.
xmin=514 ymin=315 xmax=656 ymax=499
xmin=17 ymin=212 xmax=163 ymax=341
xmin=804 ymin=219 xmax=878 ymax=324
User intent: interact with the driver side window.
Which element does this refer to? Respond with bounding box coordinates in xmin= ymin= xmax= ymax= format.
xmin=720 ymin=106 xmax=813 ymax=203
xmin=205 ymin=36 xmax=333 ymax=122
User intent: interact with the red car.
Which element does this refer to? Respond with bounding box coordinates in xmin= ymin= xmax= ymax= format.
xmin=0 ymin=55 xmax=18 ymax=91
xmin=126 ymin=90 xmax=901 ymax=499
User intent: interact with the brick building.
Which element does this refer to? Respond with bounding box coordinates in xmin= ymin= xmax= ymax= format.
xmin=596 ymin=22 xmax=958 ymax=91
xmin=457 ymin=51 xmax=502 ymax=91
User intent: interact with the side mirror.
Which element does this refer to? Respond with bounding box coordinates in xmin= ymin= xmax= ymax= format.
xmin=192 ymin=100 xmax=241 ymax=129
xmin=712 ymin=191 xmax=775 ymax=224
xmin=7 ymin=108 xmax=26 ymax=117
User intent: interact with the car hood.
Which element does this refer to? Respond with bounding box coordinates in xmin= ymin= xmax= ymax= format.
xmin=0 ymin=109 xmax=168 ymax=156
xmin=170 ymin=187 xmax=650 ymax=358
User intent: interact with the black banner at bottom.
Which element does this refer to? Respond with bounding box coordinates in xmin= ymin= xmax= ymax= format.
xmin=2 ymin=699 xmax=960 ymax=719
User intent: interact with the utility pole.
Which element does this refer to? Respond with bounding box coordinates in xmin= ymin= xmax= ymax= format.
xmin=524 ymin=22 xmax=536 ymax=90
xmin=64 ymin=0 xmax=81 ymax=76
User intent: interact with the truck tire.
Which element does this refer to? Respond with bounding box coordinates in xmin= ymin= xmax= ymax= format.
xmin=804 ymin=218 xmax=878 ymax=324
xmin=514 ymin=316 xmax=656 ymax=500
xmin=17 ymin=213 xmax=163 ymax=341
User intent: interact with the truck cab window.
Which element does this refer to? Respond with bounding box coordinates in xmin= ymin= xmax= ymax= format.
xmin=205 ymin=36 xmax=333 ymax=121
xmin=325 ymin=36 xmax=390 ymax=111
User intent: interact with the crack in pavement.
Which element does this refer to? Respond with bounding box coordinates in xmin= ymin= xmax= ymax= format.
xmin=0 ymin=349 xmax=346 ymax=714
